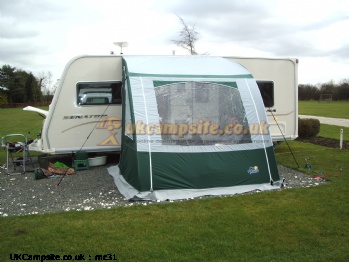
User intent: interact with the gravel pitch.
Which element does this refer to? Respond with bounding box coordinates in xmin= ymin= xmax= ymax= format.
xmin=0 ymin=160 xmax=328 ymax=217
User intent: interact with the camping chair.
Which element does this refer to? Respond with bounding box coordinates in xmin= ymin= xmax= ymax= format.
xmin=1 ymin=134 xmax=34 ymax=175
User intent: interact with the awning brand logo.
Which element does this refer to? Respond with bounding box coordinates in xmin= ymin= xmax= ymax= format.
xmin=247 ymin=166 xmax=260 ymax=174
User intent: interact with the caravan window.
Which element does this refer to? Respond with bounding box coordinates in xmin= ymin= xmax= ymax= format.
xmin=77 ymin=82 xmax=122 ymax=105
xmin=256 ymin=81 xmax=274 ymax=108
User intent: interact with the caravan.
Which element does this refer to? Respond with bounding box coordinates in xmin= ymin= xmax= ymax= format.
xmin=25 ymin=55 xmax=298 ymax=155
xmin=25 ymin=56 xmax=124 ymax=154
xmin=24 ymin=55 xmax=296 ymax=199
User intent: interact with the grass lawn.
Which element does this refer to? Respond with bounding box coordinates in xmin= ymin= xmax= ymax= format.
xmin=298 ymin=100 xmax=349 ymax=141
xmin=0 ymin=141 xmax=348 ymax=261
xmin=0 ymin=107 xmax=47 ymax=164
xmin=299 ymin=100 xmax=349 ymax=119
xmin=319 ymin=124 xmax=349 ymax=141
xmin=1 ymin=107 xmax=349 ymax=261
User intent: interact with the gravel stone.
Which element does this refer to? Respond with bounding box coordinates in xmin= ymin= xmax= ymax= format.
xmin=0 ymin=161 xmax=327 ymax=217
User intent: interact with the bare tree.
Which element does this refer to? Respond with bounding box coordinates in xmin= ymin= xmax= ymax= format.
xmin=37 ymin=71 xmax=53 ymax=102
xmin=172 ymin=16 xmax=199 ymax=55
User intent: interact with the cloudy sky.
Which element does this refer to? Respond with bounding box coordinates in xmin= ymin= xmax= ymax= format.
xmin=1 ymin=0 xmax=349 ymax=86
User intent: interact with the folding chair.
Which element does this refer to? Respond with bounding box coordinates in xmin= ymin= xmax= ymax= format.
xmin=1 ymin=134 xmax=34 ymax=175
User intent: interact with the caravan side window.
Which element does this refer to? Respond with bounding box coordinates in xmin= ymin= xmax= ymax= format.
xmin=77 ymin=82 xmax=122 ymax=106
xmin=256 ymin=81 xmax=274 ymax=108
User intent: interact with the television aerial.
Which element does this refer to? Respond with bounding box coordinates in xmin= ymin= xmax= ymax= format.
xmin=113 ymin=42 xmax=128 ymax=54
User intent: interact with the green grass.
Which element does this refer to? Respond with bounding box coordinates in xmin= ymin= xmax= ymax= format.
xmin=319 ymin=124 xmax=349 ymax=141
xmin=0 ymin=107 xmax=47 ymax=164
xmin=299 ymin=100 xmax=349 ymax=142
xmin=0 ymin=141 xmax=348 ymax=261
xmin=1 ymin=106 xmax=349 ymax=261
xmin=299 ymin=100 xmax=349 ymax=119
xmin=0 ymin=107 xmax=47 ymax=137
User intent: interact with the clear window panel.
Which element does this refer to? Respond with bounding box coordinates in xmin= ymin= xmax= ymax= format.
xmin=154 ymin=81 xmax=252 ymax=146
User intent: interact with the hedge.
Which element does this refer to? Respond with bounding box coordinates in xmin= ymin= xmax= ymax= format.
xmin=298 ymin=118 xmax=320 ymax=138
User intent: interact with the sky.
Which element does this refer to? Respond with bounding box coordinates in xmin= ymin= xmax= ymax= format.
xmin=1 ymin=0 xmax=349 ymax=86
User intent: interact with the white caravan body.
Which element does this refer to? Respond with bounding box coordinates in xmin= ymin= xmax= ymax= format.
xmin=29 ymin=55 xmax=123 ymax=154
xmin=224 ymin=57 xmax=298 ymax=141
